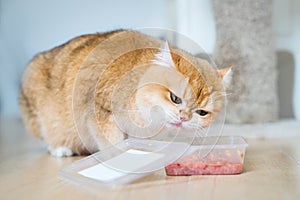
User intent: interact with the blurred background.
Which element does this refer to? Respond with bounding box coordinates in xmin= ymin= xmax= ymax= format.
xmin=0 ymin=0 xmax=299 ymax=123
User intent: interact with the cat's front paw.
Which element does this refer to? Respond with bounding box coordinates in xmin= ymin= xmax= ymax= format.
xmin=49 ymin=146 xmax=74 ymax=157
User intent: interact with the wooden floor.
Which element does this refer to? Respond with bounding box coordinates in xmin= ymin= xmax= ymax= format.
xmin=1 ymin=118 xmax=300 ymax=200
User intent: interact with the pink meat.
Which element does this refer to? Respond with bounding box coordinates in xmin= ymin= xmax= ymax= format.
xmin=165 ymin=153 xmax=243 ymax=176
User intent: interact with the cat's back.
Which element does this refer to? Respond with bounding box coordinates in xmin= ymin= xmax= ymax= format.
xmin=19 ymin=30 xmax=126 ymax=138
xmin=22 ymin=30 xmax=125 ymax=89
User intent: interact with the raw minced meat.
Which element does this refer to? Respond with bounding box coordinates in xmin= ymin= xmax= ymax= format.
xmin=165 ymin=151 xmax=244 ymax=176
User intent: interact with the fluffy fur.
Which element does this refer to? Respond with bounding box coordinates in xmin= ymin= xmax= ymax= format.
xmin=19 ymin=30 xmax=231 ymax=156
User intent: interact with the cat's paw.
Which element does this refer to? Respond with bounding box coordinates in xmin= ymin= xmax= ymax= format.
xmin=50 ymin=146 xmax=74 ymax=157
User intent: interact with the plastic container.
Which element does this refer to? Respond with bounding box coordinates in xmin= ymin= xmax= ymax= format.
xmin=165 ymin=136 xmax=248 ymax=176
xmin=58 ymin=138 xmax=190 ymax=189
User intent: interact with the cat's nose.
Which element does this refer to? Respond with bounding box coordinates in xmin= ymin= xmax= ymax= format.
xmin=179 ymin=111 xmax=192 ymax=122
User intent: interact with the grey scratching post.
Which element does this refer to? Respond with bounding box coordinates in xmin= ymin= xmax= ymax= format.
xmin=212 ymin=0 xmax=279 ymax=123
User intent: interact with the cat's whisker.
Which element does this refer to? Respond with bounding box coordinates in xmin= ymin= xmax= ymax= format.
xmin=223 ymin=92 xmax=233 ymax=97
xmin=196 ymin=131 xmax=206 ymax=137
xmin=212 ymin=92 xmax=232 ymax=99
xmin=113 ymin=109 xmax=143 ymax=113
xmin=165 ymin=111 xmax=180 ymax=122
xmin=185 ymin=122 xmax=206 ymax=130
xmin=188 ymin=126 xmax=206 ymax=132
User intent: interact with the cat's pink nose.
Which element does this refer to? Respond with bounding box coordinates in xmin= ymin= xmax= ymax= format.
xmin=179 ymin=110 xmax=192 ymax=122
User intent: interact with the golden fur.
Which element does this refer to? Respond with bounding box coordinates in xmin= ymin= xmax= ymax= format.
xmin=19 ymin=30 xmax=231 ymax=156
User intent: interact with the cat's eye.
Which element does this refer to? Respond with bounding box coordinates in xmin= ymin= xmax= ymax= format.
xmin=170 ymin=92 xmax=182 ymax=104
xmin=195 ymin=110 xmax=209 ymax=116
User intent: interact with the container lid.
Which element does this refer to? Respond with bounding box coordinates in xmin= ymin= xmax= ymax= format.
xmin=183 ymin=136 xmax=248 ymax=156
xmin=58 ymin=138 xmax=190 ymax=190
xmin=192 ymin=136 xmax=248 ymax=147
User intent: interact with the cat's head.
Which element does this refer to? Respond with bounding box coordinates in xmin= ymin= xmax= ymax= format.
xmin=134 ymin=42 xmax=232 ymax=130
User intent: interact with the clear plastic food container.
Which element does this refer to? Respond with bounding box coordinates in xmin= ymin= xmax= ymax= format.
xmin=165 ymin=136 xmax=248 ymax=176
xmin=58 ymin=138 xmax=190 ymax=189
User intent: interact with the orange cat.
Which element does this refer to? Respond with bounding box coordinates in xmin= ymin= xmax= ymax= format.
xmin=19 ymin=30 xmax=232 ymax=157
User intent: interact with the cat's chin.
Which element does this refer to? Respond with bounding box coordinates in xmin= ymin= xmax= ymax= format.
xmin=166 ymin=122 xmax=204 ymax=131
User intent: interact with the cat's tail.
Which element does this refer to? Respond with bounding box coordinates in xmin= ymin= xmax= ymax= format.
xmin=19 ymin=88 xmax=42 ymax=139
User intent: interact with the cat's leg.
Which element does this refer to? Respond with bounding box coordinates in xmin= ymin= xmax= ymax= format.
xmin=43 ymin=129 xmax=79 ymax=157
xmin=38 ymin=112 xmax=90 ymax=157
xmin=46 ymin=132 xmax=90 ymax=157
xmin=19 ymin=88 xmax=74 ymax=157
xmin=46 ymin=132 xmax=89 ymax=157
xmin=87 ymin=114 xmax=126 ymax=151
xmin=48 ymin=146 xmax=74 ymax=157
xmin=19 ymin=88 xmax=43 ymax=139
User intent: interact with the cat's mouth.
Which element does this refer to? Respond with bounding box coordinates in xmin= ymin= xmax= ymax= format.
xmin=169 ymin=122 xmax=183 ymax=128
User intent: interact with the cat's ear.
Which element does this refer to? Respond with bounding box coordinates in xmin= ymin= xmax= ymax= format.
xmin=218 ymin=66 xmax=233 ymax=88
xmin=152 ymin=41 xmax=175 ymax=69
